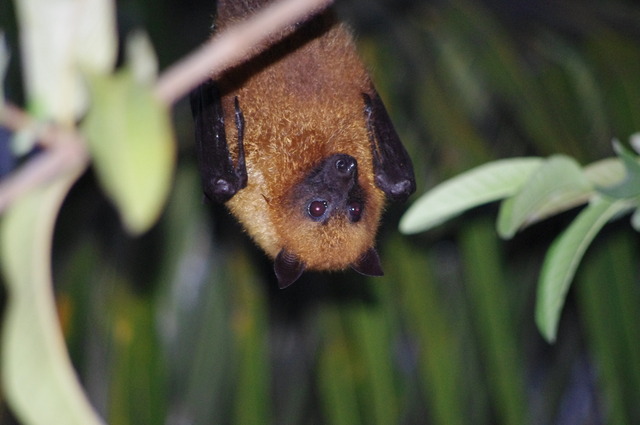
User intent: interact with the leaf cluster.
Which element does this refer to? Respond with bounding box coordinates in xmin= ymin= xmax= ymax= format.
xmin=0 ymin=1 xmax=174 ymax=424
xmin=400 ymin=137 xmax=640 ymax=341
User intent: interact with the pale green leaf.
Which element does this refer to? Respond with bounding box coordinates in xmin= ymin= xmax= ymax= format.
xmin=497 ymin=155 xmax=592 ymax=239
xmin=0 ymin=168 xmax=105 ymax=425
xmin=83 ymin=70 xmax=175 ymax=235
xmin=631 ymin=207 xmax=640 ymax=232
xmin=399 ymin=158 xmax=543 ymax=234
xmin=583 ymin=158 xmax=625 ymax=188
xmin=11 ymin=126 xmax=39 ymax=156
xmin=15 ymin=0 xmax=116 ymax=120
xmin=536 ymin=198 xmax=636 ymax=343
xmin=73 ymin=0 xmax=117 ymax=73
xmin=630 ymin=132 xmax=640 ymax=154
xmin=598 ymin=140 xmax=640 ymax=199
xmin=125 ymin=31 xmax=159 ymax=84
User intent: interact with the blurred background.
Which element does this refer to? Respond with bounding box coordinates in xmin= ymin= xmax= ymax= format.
xmin=2 ymin=0 xmax=640 ymax=423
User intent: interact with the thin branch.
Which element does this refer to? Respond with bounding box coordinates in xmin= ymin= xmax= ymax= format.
xmin=154 ymin=0 xmax=333 ymax=105
xmin=0 ymin=104 xmax=31 ymax=133
xmin=0 ymin=140 xmax=88 ymax=212
xmin=0 ymin=0 xmax=332 ymax=211
xmin=1 ymin=104 xmax=61 ymax=149
xmin=0 ymin=105 xmax=89 ymax=212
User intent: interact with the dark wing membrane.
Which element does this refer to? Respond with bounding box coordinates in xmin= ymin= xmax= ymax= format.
xmin=363 ymin=92 xmax=416 ymax=202
xmin=190 ymin=81 xmax=247 ymax=203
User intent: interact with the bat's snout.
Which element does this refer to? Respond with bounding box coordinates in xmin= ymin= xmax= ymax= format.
xmin=334 ymin=155 xmax=357 ymax=178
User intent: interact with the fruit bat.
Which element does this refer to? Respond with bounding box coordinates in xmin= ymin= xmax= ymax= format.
xmin=191 ymin=0 xmax=415 ymax=288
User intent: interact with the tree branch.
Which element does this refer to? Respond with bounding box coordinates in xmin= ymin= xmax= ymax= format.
xmin=0 ymin=0 xmax=333 ymax=212
xmin=154 ymin=0 xmax=333 ymax=105
xmin=0 ymin=105 xmax=88 ymax=212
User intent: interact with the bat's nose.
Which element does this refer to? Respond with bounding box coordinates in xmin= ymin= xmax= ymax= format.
xmin=335 ymin=155 xmax=357 ymax=176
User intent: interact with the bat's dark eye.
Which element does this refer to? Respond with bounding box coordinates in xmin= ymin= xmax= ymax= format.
xmin=308 ymin=200 xmax=328 ymax=219
xmin=348 ymin=201 xmax=363 ymax=222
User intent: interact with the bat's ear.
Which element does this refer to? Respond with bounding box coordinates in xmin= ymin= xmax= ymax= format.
xmin=274 ymin=249 xmax=306 ymax=289
xmin=351 ymin=247 xmax=384 ymax=277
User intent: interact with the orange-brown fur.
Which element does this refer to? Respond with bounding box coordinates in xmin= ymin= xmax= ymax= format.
xmin=215 ymin=5 xmax=387 ymax=271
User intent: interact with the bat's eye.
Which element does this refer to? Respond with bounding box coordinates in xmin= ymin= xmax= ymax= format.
xmin=348 ymin=201 xmax=363 ymax=222
xmin=308 ymin=200 xmax=328 ymax=219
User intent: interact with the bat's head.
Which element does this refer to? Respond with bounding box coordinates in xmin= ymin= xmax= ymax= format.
xmin=271 ymin=153 xmax=385 ymax=288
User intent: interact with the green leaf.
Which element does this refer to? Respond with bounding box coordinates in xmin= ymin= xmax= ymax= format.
xmin=536 ymin=197 xmax=636 ymax=343
xmin=399 ymin=157 xmax=543 ymax=234
xmin=597 ymin=140 xmax=640 ymax=199
xmin=632 ymin=208 xmax=640 ymax=232
xmin=125 ymin=31 xmax=158 ymax=86
xmin=630 ymin=132 xmax=640 ymax=155
xmin=583 ymin=157 xmax=625 ymax=188
xmin=497 ymin=155 xmax=592 ymax=239
xmin=83 ymin=69 xmax=175 ymax=235
xmin=0 ymin=168 xmax=105 ymax=425
xmin=231 ymin=255 xmax=270 ymax=425
xmin=14 ymin=0 xmax=116 ymax=120
xmin=10 ymin=128 xmax=39 ymax=157
xmin=318 ymin=311 xmax=361 ymax=425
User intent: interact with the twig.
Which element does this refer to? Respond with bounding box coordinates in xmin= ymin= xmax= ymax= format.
xmin=0 ymin=0 xmax=333 ymax=212
xmin=0 ymin=139 xmax=88 ymax=212
xmin=0 ymin=105 xmax=89 ymax=212
xmin=0 ymin=104 xmax=31 ymax=133
xmin=1 ymin=103 xmax=57 ymax=149
xmin=154 ymin=0 xmax=333 ymax=105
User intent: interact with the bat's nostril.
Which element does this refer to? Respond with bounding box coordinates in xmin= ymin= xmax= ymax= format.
xmin=335 ymin=156 xmax=357 ymax=176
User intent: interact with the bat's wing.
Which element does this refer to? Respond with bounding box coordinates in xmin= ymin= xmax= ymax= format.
xmin=191 ymin=81 xmax=247 ymax=203
xmin=364 ymin=92 xmax=416 ymax=202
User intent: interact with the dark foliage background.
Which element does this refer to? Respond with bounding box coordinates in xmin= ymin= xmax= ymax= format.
xmin=2 ymin=0 xmax=640 ymax=423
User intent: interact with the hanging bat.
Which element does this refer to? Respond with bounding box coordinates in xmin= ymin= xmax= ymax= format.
xmin=191 ymin=0 xmax=415 ymax=288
